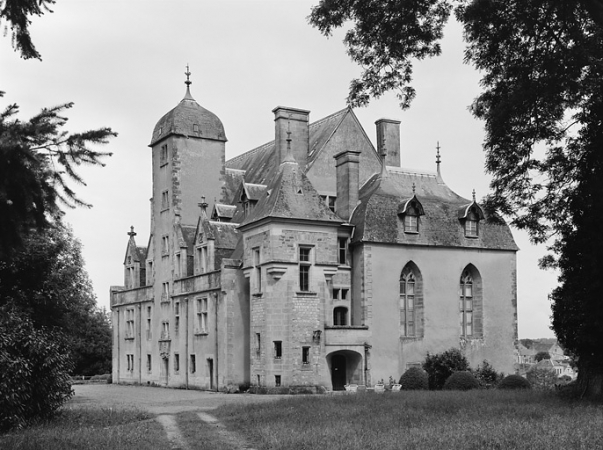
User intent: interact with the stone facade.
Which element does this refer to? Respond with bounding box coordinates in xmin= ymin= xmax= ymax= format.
xmin=111 ymin=80 xmax=519 ymax=390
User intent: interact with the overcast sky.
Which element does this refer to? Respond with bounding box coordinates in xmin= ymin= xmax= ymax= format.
xmin=1 ymin=0 xmax=557 ymax=338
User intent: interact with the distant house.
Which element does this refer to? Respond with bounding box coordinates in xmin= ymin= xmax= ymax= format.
xmin=110 ymin=77 xmax=519 ymax=390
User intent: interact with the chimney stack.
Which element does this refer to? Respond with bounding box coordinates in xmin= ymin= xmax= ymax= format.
xmin=375 ymin=118 xmax=401 ymax=167
xmin=273 ymin=106 xmax=310 ymax=168
xmin=334 ymin=150 xmax=361 ymax=221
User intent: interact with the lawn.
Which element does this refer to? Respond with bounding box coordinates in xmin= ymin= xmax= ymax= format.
xmin=210 ymin=390 xmax=603 ymax=450
xmin=0 ymin=407 xmax=171 ymax=450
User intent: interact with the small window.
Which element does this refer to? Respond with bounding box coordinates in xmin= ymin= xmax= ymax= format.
xmin=174 ymin=354 xmax=180 ymax=372
xmin=146 ymin=306 xmax=152 ymax=340
xmin=196 ymin=298 xmax=208 ymax=334
xmin=160 ymin=144 xmax=168 ymax=165
xmin=162 ymin=235 xmax=169 ymax=255
xmin=162 ymin=282 xmax=170 ymax=301
xmin=161 ymin=190 xmax=169 ymax=210
xmin=338 ymin=238 xmax=347 ymax=265
xmin=274 ymin=341 xmax=282 ymax=359
xmin=161 ymin=321 xmax=170 ymax=340
xmin=127 ymin=354 xmax=134 ymax=372
xmin=299 ymin=247 xmax=312 ymax=291
xmin=190 ymin=354 xmax=196 ymax=373
xmin=174 ymin=302 xmax=180 ymax=335
xmin=302 ymin=347 xmax=310 ymax=365
xmin=147 ymin=354 xmax=152 ymax=372
xmin=465 ymin=211 xmax=479 ymax=237
xmin=404 ymin=205 xmax=419 ymax=233
xmin=193 ymin=123 xmax=199 ymax=133
xmin=333 ymin=307 xmax=348 ymax=326
xmin=275 ymin=375 xmax=281 ymax=387
xmin=255 ymin=333 xmax=261 ymax=357
xmin=328 ymin=196 xmax=336 ymax=213
xmin=253 ymin=248 xmax=262 ymax=293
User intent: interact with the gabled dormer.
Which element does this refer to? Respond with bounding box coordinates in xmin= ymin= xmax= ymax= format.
xmin=398 ymin=193 xmax=425 ymax=234
xmin=124 ymin=226 xmax=147 ymax=289
xmin=240 ymin=183 xmax=267 ymax=219
xmin=211 ymin=203 xmax=237 ymax=222
xmin=458 ymin=193 xmax=485 ymax=238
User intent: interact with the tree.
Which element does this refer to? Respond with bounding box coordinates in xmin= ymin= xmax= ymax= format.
xmin=535 ymin=352 xmax=551 ymax=362
xmin=310 ymin=0 xmax=603 ymax=399
xmin=0 ymin=100 xmax=115 ymax=258
xmin=423 ymin=348 xmax=470 ymax=390
xmin=0 ymin=0 xmax=56 ymax=60
xmin=0 ymin=223 xmax=112 ymax=376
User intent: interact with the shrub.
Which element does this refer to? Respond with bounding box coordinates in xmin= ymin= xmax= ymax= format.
xmin=423 ymin=348 xmax=470 ymax=390
xmin=398 ymin=367 xmax=429 ymax=390
xmin=443 ymin=371 xmax=480 ymax=391
xmin=472 ymin=360 xmax=504 ymax=388
xmin=527 ymin=367 xmax=557 ymax=390
xmin=497 ymin=374 xmax=531 ymax=390
xmin=0 ymin=309 xmax=74 ymax=431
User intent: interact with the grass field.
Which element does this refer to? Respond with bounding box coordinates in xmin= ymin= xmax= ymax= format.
xmin=211 ymin=390 xmax=603 ymax=450
xmin=0 ymin=407 xmax=171 ymax=450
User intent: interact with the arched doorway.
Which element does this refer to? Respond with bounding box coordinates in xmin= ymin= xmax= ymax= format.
xmin=331 ymin=354 xmax=347 ymax=390
xmin=327 ymin=350 xmax=363 ymax=390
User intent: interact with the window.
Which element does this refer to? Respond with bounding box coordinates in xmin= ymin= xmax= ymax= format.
xmin=160 ymin=144 xmax=168 ymax=166
xmin=127 ymin=354 xmax=134 ymax=372
xmin=465 ymin=210 xmax=479 ymax=237
xmin=196 ymin=298 xmax=208 ymax=333
xmin=338 ymin=238 xmax=347 ymax=265
xmin=302 ymin=347 xmax=310 ymax=365
xmin=161 ymin=321 xmax=170 ymax=340
xmin=255 ymin=333 xmax=261 ymax=357
xmin=197 ymin=246 xmax=208 ymax=273
xmin=328 ymin=196 xmax=336 ymax=213
xmin=161 ymin=282 xmax=170 ymax=301
xmin=147 ymin=354 xmax=152 ymax=372
xmin=298 ymin=247 xmax=312 ymax=291
xmin=174 ymin=354 xmax=180 ymax=372
xmin=162 ymin=235 xmax=169 ymax=255
xmin=274 ymin=341 xmax=282 ymax=359
xmin=146 ymin=306 xmax=152 ymax=340
xmin=190 ymin=354 xmax=196 ymax=373
xmin=174 ymin=302 xmax=180 ymax=335
xmin=404 ymin=204 xmax=419 ymax=233
xmin=333 ymin=307 xmax=348 ymax=326
xmin=275 ymin=375 xmax=281 ymax=387
xmin=332 ymin=288 xmax=349 ymax=301
xmin=400 ymin=270 xmax=415 ymax=336
xmin=175 ymin=253 xmax=181 ymax=277
xmin=460 ymin=270 xmax=474 ymax=336
xmin=253 ymin=248 xmax=262 ymax=293
xmin=193 ymin=123 xmax=199 ymax=133
xmin=161 ymin=190 xmax=169 ymax=210
xmin=126 ymin=308 xmax=135 ymax=339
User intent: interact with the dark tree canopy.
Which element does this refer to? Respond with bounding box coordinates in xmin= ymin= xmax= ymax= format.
xmin=0 ymin=0 xmax=56 ymax=59
xmin=535 ymin=351 xmax=551 ymax=362
xmin=310 ymin=0 xmax=603 ymax=398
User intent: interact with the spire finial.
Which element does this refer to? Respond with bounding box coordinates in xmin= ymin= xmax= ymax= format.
xmin=282 ymin=115 xmax=296 ymax=164
xmin=436 ymin=141 xmax=441 ymax=175
xmin=185 ymin=64 xmax=192 ymax=87
xmin=472 ymin=189 xmax=476 ymax=202
xmin=412 ymin=182 xmax=416 ymax=195
xmin=128 ymin=226 xmax=136 ymax=238
xmin=198 ymin=195 xmax=209 ymax=219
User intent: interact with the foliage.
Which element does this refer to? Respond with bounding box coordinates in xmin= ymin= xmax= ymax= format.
xmin=472 ymin=360 xmax=503 ymax=388
xmin=0 ymin=224 xmax=112 ymax=376
xmin=443 ymin=371 xmax=480 ymax=391
xmin=497 ymin=374 xmax=531 ymax=390
xmin=0 ymin=100 xmax=115 ymax=257
xmin=535 ymin=351 xmax=551 ymax=362
xmin=423 ymin=348 xmax=470 ymax=390
xmin=0 ymin=308 xmax=73 ymax=431
xmin=527 ymin=367 xmax=558 ymax=391
xmin=399 ymin=366 xmax=429 ymax=391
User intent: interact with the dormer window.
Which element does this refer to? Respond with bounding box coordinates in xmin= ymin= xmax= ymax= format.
xmin=465 ymin=211 xmax=479 ymax=237
xmin=458 ymin=201 xmax=484 ymax=238
xmin=398 ymin=195 xmax=425 ymax=234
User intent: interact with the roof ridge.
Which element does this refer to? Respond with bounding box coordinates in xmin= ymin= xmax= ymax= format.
xmin=308 ymin=106 xmax=349 ymax=130
xmin=226 ymin=141 xmax=273 ymax=166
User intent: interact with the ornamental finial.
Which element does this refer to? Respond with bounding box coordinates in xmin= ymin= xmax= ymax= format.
xmin=436 ymin=141 xmax=441 ymax=175
xmin=128 ymin=226 xmax=136 ymax=237
xmin=472 ymin=189 xmax=476 ymax=202
xmin=185 ymin=64 xmax=192 ymax=87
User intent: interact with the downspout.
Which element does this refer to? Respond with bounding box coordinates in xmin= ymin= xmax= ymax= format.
xmin=138 ymin=304 xmax=142 ymax=384
xmin=185 ymin=297 xmax=189 ymax=389
xmin=116 ymin=305 xmax=120 ymax=383
xmin=215 ymin=292 xmax=219 ymax=392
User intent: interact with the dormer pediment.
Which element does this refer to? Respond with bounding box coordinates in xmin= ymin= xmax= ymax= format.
xmin=398 ymin=195 xmax=425 ymax=216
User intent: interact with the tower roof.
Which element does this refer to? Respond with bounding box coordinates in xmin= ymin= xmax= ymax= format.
xmin=150 ymin=69 xmax=226 ymax=146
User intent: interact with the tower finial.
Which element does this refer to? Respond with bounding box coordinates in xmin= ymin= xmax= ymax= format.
xmin=472 ymin=189 xmax=476 ymax=202
xmin=128 ymin=226 xmax=136 ymax=238
xmin=436 ymin=141 xmax=441 ymax=175
xmin=412 ymin=182 xmax=416 ymax=195
xmin=198 ymin=195 xmax=209 ymax=219
xmin=185 ymin=64 xmax=192 ymax=87
xmin=282 ymin=115 xmax=296 ymax=164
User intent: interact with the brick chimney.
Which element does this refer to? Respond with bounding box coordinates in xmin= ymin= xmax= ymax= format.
xmin=273 ymin=106 xmax=310 ymax=168
xmin=334 ymin=150 xmax=361 ymax=221
xmin=375 ymin=118 xmax=401 ymax=167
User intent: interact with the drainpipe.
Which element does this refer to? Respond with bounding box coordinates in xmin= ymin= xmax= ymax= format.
xmin=116 ymin=305 xmax=120 ymax=383
xmin=138 ymin=304 xmax=142 ymax=384
xmin=185 ymin=297 xmax=189 ymax=389
xmin=215 ymin=292 xmax=219 ymax=392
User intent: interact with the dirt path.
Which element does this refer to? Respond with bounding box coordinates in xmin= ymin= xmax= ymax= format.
xmin=71 ymin=384 xmax=278 ymax=449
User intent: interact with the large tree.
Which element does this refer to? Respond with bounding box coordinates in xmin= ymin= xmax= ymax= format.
xmin=310 ymin=0 xmax=603 ymax=398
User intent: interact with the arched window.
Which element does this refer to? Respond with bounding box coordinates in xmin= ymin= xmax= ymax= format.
xmin=333 ymin=307 xmax=348 ymax=326
xmin=400 ymin=263 xmax=423 ymax=338
xmin=459 ymin=265 xmax=483 ymax=338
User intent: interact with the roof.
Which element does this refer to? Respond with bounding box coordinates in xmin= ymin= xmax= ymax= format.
xmin=243 ymin=183 xmax=267 ymax=201
xmin=212 ymin=203 xmax=237 ymax=221
xmin=202 ymin=221 xmax=240 ymax=249
xmin=239 ymin=158 xmax=342 ymax=228
xmin=351 ymin=167 xmax=518 ymax=250
xmin=150 ymin=87 xmax=226 ymax=146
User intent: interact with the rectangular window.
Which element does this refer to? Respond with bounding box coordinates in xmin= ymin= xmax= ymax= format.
xmin=341 ymin=289 xmax=348 ymax=300
xmin=175 ymin=253 xmax=181 ymax=277
xmin=275 ymin=375 xmax=281 ymax=387
xmin=174 ymin=302 xmax=180 ymax=335
xmin=253 ymin=248 xmax=262 ymax=293
xmin=162 ymin=282 xmax=170 ymax=301
xmin=174 ymin=354 xmax=180 ymax=373
xmin=255 ymin=333 xmax=261 ymax=357
xmin=126 ymin=308 xmax=135 ymax=339
xmin=190 ymin=354 xmax=196 ymax=373
xmin=127 ymin=354 xmax=134 ymax=372
xmin=404 ymin=214 xmax=419 ymax=232
xmin=196 ymin=298 xmax=208 ymax=333
xmin=147 ymin=354 xmax=152 ymax=372
xmin=160 ymin=144 xmax=168 ymax=166
xmin=332 ymin=288 xmax=340 ymax=300
xmin=162 ymin=235 xmax=169 ymax=255
xmin=161 ymin=190 xmax=169 ymax=210
xmin=465 ymin=219 xmax=478 ymax=237
xmin=146 ymin=306 xmax=152 ymax=340
xmin=161 ymin=321 xmax=170 ymax=340
xmin=298 ymin=247 xmax=311 ymax=292
xmin=338 ymin=238 xmax=347 ymax=265
xmin=197 ymin=246 xmax=208 ymax=273
xmin=274 ymin=341 xmax=282 ymax=359
xmin=302 ymin=347 xmax=310 ymax=365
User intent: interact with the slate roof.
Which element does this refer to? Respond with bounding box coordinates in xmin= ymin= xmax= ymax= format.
xmin=243 ymin=183 xmax=267 ymax=201
xmin=202 ymin=221 xmax=240 ymax=249
xmin=212 ymin=204 xmax=237 ymax=221
xmin=150 ymin=87 xmax=226 ymax=146
xmin=351 ymin=166 xmax=518 ymax=250
xmin=175 ymin=224 xmax=196 ymax=250
xmin=239 ymin=158 xmax=342 ymax=228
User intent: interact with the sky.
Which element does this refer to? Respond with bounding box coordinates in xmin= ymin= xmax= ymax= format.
xmin=1 ymin=0 xmax=558 ymax=338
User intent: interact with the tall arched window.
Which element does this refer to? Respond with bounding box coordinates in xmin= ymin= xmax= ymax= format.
xmin=400 ymin=263 xmax=423 ymax=338
xmin=459 ymin=265 xmax=483 ymax=338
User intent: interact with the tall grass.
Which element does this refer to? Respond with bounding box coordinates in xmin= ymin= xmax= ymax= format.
xmin=0 ymin=407 xmax=171 ymax=450
xmin=213 ymin=390 xmax=603 ymax=450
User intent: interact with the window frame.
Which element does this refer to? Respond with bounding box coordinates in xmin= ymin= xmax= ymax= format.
xmin=298 ymin=246 xmax=312 ymax=292
xmin=400 ymin=270 xmax=416 ymax=337
xmin=460 ymin=270 xmax=474 ymax=337
xmin=273 ymin=341 xmax=282 ymax=359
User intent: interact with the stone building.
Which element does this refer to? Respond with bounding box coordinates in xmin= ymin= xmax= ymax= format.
xmin=111 ymin=76 xmax=518 ymax=390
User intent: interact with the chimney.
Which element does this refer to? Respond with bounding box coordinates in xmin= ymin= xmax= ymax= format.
xmin=375 ymin=118 xmax=401 ymax=167
xmin=273 ymin=106 xmax=310 ymax=168
xmin=334 ymin=150 xmax=361 ymax=221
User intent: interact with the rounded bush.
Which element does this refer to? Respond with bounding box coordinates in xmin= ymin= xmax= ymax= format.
xmin=443 ymin=371 xmax=480 ymax=391
xmin=398 ymin=367 xmax=429 ymax=390
xmin=497 ymin=374 xmax=531 ymax=390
